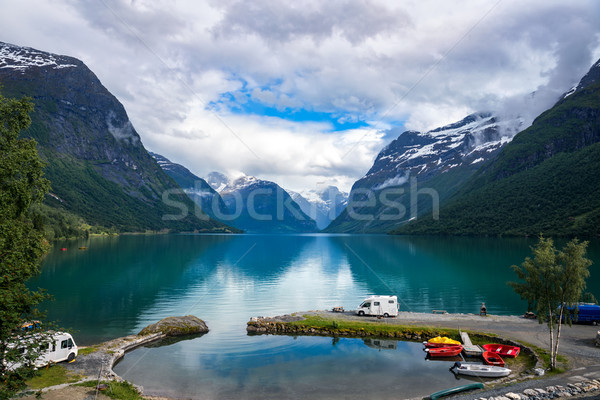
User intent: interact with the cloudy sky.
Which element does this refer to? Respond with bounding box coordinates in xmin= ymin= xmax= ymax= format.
xmin=2 ymin=0 xmax=600 ymax=192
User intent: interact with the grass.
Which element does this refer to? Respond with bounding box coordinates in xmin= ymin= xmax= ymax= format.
xmin=77 ymin=346 xmax=100 ymax=356
xmin=76 ymin=380 xmax=142 ymax=400
xmin=286 ymin=315 xmax=460 ymax=339
xmin=26 ymin=365 xmax=84 ymax=389
xmin=519 ymin=341 xmax=568 ymax=375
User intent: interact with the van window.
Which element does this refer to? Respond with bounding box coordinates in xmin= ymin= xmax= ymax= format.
xmin=61 ymin=340 xmax=68 ymax=349
xmin=389 ymin=300 xmax=395 ymax=304
xmin=374 ymin=302 xmax=380 ymax=306
xmin=363 ymin=302 xmax=371 ymax=308
xmin=68 ymin=339 xmax=73 ymax=348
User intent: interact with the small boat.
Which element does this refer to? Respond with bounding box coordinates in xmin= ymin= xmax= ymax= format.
xmin=482 ymin=344 xmax=520 ymax=358
xmin=451 ymin=361 xmax=511 ymax=378
xmin=482 ymin=351 xmax=505 ymax=367
xmin=426 ymin=345 xmax=463 ymax=357
xmin=429 ymin=382 xmax=484 ymax=400
xmin=423 ymin=341 xmax=463 ymax=349
xmin=60 ymin=248 xmax=67 ymax=251
xmin=427 ymin=336 xmax=461 ymax=345
xmin=79 ymin=246 xmax=87 ymax=250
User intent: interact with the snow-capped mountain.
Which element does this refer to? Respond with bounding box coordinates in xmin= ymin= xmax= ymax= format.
xmin=326 ymin=113 xmax=523 ymax=233
xmin=288 ymin=187 xmax=348 ymax=230
xmin=205 ymin=172 xmax=318 ymax=233
xmin=0 ymin=42 xmax=78 ymax=71
xmin=0 ymin=41 xmax=230 ymax=233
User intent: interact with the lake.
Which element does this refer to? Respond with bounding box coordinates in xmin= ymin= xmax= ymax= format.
xmin=32 ymin=234 xmax=600 ymax=399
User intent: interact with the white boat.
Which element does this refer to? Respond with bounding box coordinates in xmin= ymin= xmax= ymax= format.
xmin=451 ymin=362 xmax=511 ymax=378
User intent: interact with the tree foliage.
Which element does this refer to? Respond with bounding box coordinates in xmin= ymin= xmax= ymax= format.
xmin=508 ymin=235 xmax=592 ymax=370
xmin=0 ymin=92 xmax=51 ymax=398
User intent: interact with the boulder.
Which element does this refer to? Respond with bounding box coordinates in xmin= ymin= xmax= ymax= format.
xmin=138 ymin=315 xmax=209 ymax=337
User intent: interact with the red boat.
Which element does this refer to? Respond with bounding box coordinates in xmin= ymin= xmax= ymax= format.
xmin=423 ymin=341 xmax=463 ymax=349
xmin=425 ymin=345 xmax=463 ymax=357
xmin=482 ymin=351 xmax=505 ymax=367
xmin=482 ymin=344 xmax=520 ymax=358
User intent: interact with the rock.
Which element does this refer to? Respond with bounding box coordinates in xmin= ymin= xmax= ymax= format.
xmin=505 ymin=392 xmax=521 ymax=399
xmin=138 ymin=315 xmax=209 ymax=336
xmin=523 ymin=389 xmax=538 ymax=397
xmin=534 ymin=368 xmax=545 ymax=376
xmin=596 ymin=331 xmax=600 ymax=347
xmin=535 ymin=388 xmax=547 ymax=395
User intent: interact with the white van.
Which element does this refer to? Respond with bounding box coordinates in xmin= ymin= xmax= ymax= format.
xmin=356 ymin=295 xmax=399 ymax=317
xmin=4 ymin=332 xmax=78 ymax=370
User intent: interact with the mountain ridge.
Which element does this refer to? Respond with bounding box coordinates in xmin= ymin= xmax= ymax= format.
xmin=0 ymin=41 xmax=233 ymax=234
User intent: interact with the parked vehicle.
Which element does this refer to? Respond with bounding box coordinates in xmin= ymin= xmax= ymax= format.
xmin=481 ymin=344 xmax=520 ymax=358
xmin=562 ymin=303 xmax=600 ymax=324
xmin=450 ymin=362 xmax=511 ymax=378
xmin=4 ymin=331 xmax=78 ymax=370
xmin=355 ymin=295 xmax=398 ymax=317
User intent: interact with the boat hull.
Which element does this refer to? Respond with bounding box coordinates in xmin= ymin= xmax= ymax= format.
xmin=426 ymin=345 xmax=463 ymax=357
xmin=451 ymin=362 xmax=511 ymax=378
xmin=482 ymin=351 xmax=505 ymax=367
xmin=482 ymin=344 xmax=520 ymax=358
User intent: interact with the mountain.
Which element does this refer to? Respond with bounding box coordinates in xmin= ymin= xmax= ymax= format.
xmin=288 ymin=187 xmax=348 ymax=230
xmin=396 ymin=58 xmax=600 ymax=237
xmin=206 ymin=172 xmax=318 ymax=233
xmin=325 ymin=113 xmax=522 ymax=233
xmin=150 ymin=153 xmax=232 ymax=224
xmin=0 ymin=41 xmax=233 ymax=234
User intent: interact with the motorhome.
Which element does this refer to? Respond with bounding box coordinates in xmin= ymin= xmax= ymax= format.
xmin=4 ymin=331 xmax=78 ymax=370
xmin=356 ymin=295 xmax=399 ymax=317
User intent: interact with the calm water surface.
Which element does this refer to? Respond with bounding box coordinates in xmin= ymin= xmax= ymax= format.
xmin=32 ymin=234 xmax=600 ymax=399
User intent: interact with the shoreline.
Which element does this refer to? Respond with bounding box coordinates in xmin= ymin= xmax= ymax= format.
xmin=26 ymin=311 xmax=600 ymax=400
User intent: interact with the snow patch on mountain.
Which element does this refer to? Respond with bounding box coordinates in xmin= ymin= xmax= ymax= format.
xmin=0 ymin=42 xmax=78 ymax=71
xmin=289 ymin=186 xmax=348 ymax=230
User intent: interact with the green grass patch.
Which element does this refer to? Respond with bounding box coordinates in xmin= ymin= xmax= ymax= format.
xmin=76 ymin=380 xmax=142 ymax=400
xmin=519 ymin=341 xmax=568 ymax=374
xmin=77 ymin=346 xmax=100 ymax=356
xmin=26 ymin=365 xmax=84 ymax=389
xmin=285 ymin=315 xmax=460 ymax=340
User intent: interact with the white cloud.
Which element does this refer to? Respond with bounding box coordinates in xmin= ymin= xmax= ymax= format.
xmin=1 ymin=0 xmax=600 ymax=192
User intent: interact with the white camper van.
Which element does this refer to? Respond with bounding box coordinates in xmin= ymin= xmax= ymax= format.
xmin=356 ymin=295 xmax=398 ymax=317
xmin=4 ymin=332 xmax=78 ymax=370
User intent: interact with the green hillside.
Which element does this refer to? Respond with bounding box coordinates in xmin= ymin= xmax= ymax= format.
xmin=0 ymin=42 xmax=234 ymax=235
xmin=395 ymin=80 xmax=600 ymax=237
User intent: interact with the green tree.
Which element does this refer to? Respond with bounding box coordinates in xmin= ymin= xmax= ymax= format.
xmin=0 ymin=93 xmax=52 ymax=398
xmin=508 ymin=235 xmax=592 ymax=370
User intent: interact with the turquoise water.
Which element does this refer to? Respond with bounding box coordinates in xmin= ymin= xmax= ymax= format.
xmin=32 ymin=234 xmax=600 ymax=399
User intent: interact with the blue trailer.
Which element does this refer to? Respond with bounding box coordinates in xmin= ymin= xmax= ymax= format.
xmin=563 ymin=303 xmax=600 ymax=324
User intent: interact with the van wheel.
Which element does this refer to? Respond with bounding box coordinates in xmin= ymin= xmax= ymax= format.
xmin=67 ymin=353 xmax=76 ymax=363
xmin=358 ymin=311 xmax=365 ymax=316
xmin=384 ymin=313 xmax=389 ymax=318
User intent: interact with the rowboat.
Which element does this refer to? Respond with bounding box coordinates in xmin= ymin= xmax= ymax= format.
xmin=482 ymin=351 xmax=505 ymax=367
xmin=423 ymin=341 xmax=463 ymax=349
xmin=425 ymin=345 xmax=463 ymax=357
xmin=427 ymin=336 xmax=461 ymax=345
xmin=451 ymin=361 xmax=511 ymax=378
xmin=429 ymin=383 xmax=484 ymax=400
xmin=482 ymin=344 xmax=520 ymax=358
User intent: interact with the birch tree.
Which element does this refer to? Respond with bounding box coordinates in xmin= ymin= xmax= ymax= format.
xmin=508 ymin=235 xmax=592 ymax=370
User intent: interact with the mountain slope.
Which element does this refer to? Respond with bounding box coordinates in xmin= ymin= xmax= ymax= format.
xmin=206 ymin=172 xmax=318 ymax=233
xmin=325 ymin=113 xmax=521 ymax=233
xmin=150 ymin=153 xmax=232 ymax=224
xmin=396 ymin=59 xmax=600 ymax=237
xmin=0 ymin=41 xmax=232 ymax=233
